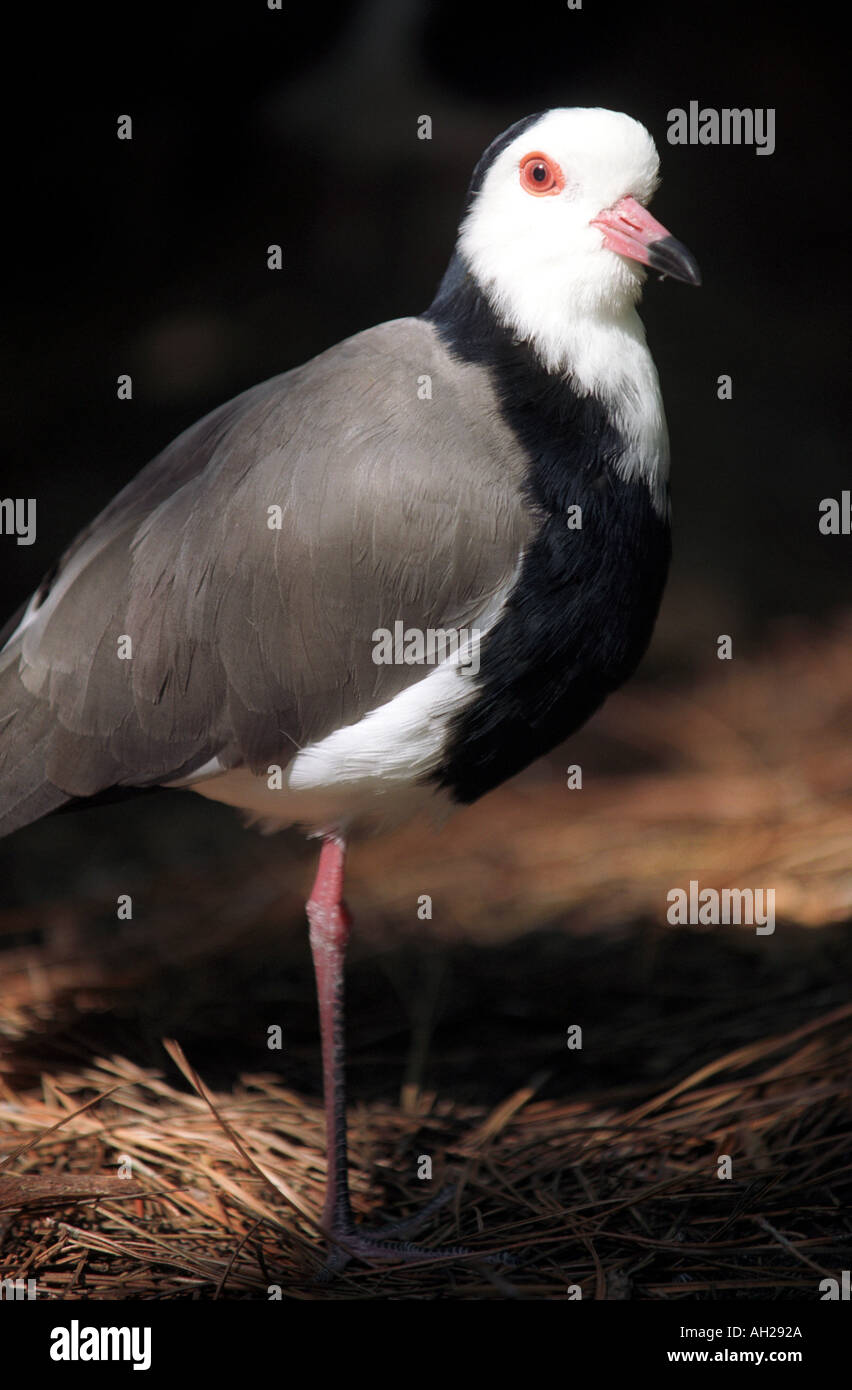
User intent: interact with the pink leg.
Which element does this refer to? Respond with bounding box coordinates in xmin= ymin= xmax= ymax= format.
xmin=307 ymin=836 xmax=354 ymax=1234
xmin=307 ymin=835 xmax=478 ymax=1273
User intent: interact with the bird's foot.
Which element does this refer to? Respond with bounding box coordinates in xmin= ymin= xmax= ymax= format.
xmin=318 ymin=1184 xmax=517 ymax=1278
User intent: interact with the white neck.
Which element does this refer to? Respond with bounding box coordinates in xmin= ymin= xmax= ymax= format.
xmin=472 ymin=261 xmax=671 ymax=515
xmin=557 ymin=306 xmax=670 ymax=513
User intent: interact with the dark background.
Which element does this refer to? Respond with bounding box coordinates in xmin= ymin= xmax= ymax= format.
xmin=2 ymin=0 xmax=846 ymax=631
xmin=0 ymin=3 xmax=846 ymax=980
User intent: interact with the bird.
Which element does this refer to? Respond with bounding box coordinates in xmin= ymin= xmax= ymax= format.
xmin=0 ymin=107 xmax=699 ymax=1271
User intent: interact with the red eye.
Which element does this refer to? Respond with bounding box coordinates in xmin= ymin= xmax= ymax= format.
xmin=519 ymin=152 xmax=564 ymax=196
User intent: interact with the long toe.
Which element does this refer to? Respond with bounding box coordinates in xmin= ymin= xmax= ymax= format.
xmin=317 ymin=1187 xmax=523 ymax=1278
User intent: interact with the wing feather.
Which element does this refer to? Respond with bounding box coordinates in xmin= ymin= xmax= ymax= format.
xmin=0 ymin=317 xmax=532 ymax=834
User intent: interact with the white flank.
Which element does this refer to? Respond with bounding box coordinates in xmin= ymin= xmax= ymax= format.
xmin=185 ymin=576 xmax=517 ymax=836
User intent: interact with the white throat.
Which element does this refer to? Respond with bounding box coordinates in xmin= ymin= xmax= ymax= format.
xmin=554 ymin=305 xmax=671 ymax=512
xmin=462 ymin=249 xmax=671 ymax=515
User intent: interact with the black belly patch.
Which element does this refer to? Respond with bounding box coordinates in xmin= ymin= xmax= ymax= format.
xmin=435 ymin=470 xmax=669 ymax=802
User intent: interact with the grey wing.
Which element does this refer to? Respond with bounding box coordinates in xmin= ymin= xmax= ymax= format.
xmin=0 ymin=317 xmax=532 ymax=836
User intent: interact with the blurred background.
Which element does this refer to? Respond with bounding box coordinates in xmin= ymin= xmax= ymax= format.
xmin=0 ymin=1 xmax=848 ymax=1298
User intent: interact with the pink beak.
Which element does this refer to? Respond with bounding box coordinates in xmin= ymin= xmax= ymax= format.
xmin=591 ymin=195 xmax=701 ymax=286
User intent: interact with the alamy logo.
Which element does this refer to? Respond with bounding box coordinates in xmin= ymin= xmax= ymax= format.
xmin=372 ymin=622 xmax=482 ymax=676
xmin=819 ymin=1270 xmax=850 ymax=1300
xmin=50 ymin=1320 xmax=152 ymax=1371
xmin=819 ymin=491 xmax=851 ymax=534
xmin=0 ymin=1276 xmax=37 ymax=1299
xmin=0 ymin=497 xmax=36 ymax=545
xmin=667 ymin=880 xmax=775 ymax=934
xmin=667 ymin=104 xmax=775 ymax=156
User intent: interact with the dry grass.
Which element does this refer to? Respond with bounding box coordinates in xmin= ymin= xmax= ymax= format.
xmin=0 ymin=1003 xmax=850 ymax=1299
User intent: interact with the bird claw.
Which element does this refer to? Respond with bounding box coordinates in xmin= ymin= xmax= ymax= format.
xmin=316 ymin=1183 xmax=520 ymax=1278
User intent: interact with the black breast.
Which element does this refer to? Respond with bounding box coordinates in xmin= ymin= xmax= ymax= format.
xmin=424 ymin=256 xmax=671 ymax=804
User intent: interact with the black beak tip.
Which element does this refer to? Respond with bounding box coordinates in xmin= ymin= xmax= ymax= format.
xmin=648 ymin=235 xmax=702 ymax=287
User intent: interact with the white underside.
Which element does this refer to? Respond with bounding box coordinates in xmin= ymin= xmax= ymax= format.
xmin=189 ymin=760 xmax=456 ymax=838
xmin=176 ymin=581 xmax=514 ymax=836
xmin=186 ymin=658 xmax=471 ymax=837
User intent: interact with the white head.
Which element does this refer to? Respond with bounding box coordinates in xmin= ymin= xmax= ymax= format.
xmin=458 ymin=108 xmax=699 ymax=373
